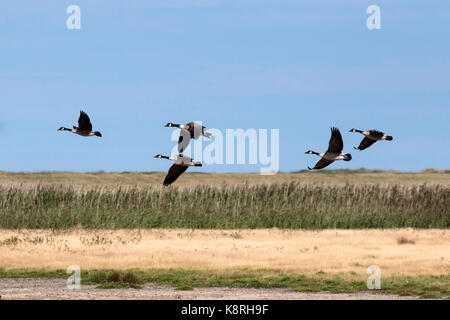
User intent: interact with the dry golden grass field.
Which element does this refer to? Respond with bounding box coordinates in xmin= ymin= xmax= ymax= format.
xmin=0 ymin=228 xmax=449 ymax=277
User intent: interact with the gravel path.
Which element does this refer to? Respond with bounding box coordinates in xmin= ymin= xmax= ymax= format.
xmin=0 ymin=278 xmax=422 ymax=300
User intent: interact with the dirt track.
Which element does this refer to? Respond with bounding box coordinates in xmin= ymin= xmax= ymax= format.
xmin=0 ymin=278 xmax=422 ymax=300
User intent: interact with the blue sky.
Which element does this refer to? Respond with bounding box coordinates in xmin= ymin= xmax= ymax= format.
xmin=0 ymin=0 xmax=449 ymax=173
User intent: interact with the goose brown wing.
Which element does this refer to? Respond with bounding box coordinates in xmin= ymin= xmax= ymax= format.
xmin=185 ymin=122 xmax=196 ymax=139
xmin=310 ymin=158 xmax=334 ymax=170
xmin=355 ymin=137 xmax=377 ymax=150
xmin=78 ymin=111 xmax=93 ymax=131
xmin=327 ymin=127 xmax=343 ymax=153
xmin=368 ymin=130 xmax=384 ymax=138
xmin=163 ymin=164 xmax=189 ymax=186
xmin=178 ymin=130 xmax=191 ymax=153
xmin=188 ymin=122 xmax=206 ymax=139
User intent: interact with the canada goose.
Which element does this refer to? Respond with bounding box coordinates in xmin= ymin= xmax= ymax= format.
xmin=58 ymin=111 xmax=102 ymax=137
xmin=165 ymin=122 xmax=212 ymax=153
xmin=154 ymin=154 xmax=202 ymax=186
xmin=305 ymin=127 xmax=352 ymax=170
xmin=349 ymin=129 xmax=393 ymax=150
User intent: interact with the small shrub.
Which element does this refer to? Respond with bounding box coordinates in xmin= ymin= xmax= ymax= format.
xmin=122 ymin=271 xmax=141 ymax=285
xmin=397 ymin=236 xmax=415 ymax=245
xmin=89 ymin=271 xmax=107 ymax=284
xmin=107 ymin=271 xmax=122 ymax=283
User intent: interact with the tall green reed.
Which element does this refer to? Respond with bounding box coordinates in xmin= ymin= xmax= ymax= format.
xmin=0 ymin=183 xmax=448 ymax=229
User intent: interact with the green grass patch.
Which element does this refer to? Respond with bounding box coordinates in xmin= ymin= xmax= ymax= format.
xmin=85 ymin=270 xmax=143 ymax=289
xmin=0 ymin=268 xmax=448 ymax=299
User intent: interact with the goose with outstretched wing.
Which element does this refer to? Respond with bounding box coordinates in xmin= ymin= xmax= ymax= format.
xmin=154 ymin=154 xmax=202 ymax=186
xmin=349 ymin=128 xmax=393 ymax=151
xmin=58 ymin=111 xmax=102 ymax=137
xmin=165 ymin=122 xmax=211 ymax=153
xmin=305 ymin=127 xmax=352 ymax=170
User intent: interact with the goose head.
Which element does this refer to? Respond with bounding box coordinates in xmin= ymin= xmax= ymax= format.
xmin=154 ymin=154 xmax=163 ymax=158
xmin=349 ymin=128 xmax=357 ymax=133
xmin=305 ymin=150 xmax=314 ymax=154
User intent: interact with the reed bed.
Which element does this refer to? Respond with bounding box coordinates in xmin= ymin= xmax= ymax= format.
xmin=0 ymin=183 xmax=448 ymax=229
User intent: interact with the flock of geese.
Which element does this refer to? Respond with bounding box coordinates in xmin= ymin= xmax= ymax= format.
xmin=58 ymin=111 xmax=394 ymax=185
xmin=305 ymin=127 xmax=393 ymax=170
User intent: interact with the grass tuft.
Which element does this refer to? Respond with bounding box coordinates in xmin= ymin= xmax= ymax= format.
xmin=397 ymin=236 xmax=416 ymax=245
xmin=106 ymin=271 xmax=122 ymax=283
xmin=86 ymin=270 xmax=142 ymax=289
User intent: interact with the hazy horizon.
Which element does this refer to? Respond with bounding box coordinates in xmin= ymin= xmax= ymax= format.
xmin=1 ymin=168 xmax=448 ymax=174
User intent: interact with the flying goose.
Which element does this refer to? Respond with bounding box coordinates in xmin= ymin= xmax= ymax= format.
xmin=58 ymin=111 xmax=102 ymax=137
xmin=154 ymin=154 xmax=202 ymax=186
xmin=165 ymin=122 xmax=212 ymax=153
xmin=349 ymin=129 xmax=393 ymax=150
xmin=305 ymin=127 xmax=352 ymax=170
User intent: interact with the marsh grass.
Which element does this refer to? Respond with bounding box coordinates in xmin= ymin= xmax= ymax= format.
xmin=0 ymin=183 xmax=448 ymax=229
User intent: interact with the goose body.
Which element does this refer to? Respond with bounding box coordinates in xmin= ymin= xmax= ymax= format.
xmin=320 ymin=152 xmax=350 ymax=161
xmin=154 ymin=154 xmax=202 ymax=186
xmin=58 ymin=111 xmax=102 ymax=137
xmin=165 ymin=121 xmax=212 ymax=153
xmin=349 ymin=128 xmax=393 ymax=150
xmin=305 ymin=127 xmax=352 ymax=170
